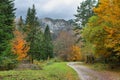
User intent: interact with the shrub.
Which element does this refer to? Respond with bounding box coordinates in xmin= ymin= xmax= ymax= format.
xmin=0 ymin=57 xmax=18 ymax=70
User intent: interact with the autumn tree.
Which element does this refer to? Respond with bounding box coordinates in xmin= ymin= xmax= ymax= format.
xmin=81 ymin=0 xmax=120 ymax=64
xmin=54 ymin=31 xmax=75 ymax=61
xmin=68 ymin=45 xmax=82 ymax=61
xmin=12 ymin=30 xmax=29 ymax=61
xmin=93 ymin=0 xmax=120 ymax=63
xmin=82 ymin=16 xmax=108 ymax=63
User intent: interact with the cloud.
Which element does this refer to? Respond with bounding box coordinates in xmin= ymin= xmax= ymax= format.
xmin=42 ymin=0 xmax=75 ymax=12
xmin=14 ymin=0 xmax=83 ymax=20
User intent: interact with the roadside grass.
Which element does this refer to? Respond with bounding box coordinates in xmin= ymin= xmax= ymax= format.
xmin=83 ymin=63 xmax=108 ymax=71
xmin=82 ymin=62 xmax=120 ymax=80
xmin=0 ymin=62 xmax=79 ymax=80
xmin=82 ymin=62 xmax=120 ymax=72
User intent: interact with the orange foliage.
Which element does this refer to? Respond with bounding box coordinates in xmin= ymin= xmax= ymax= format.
xmin=11 ymin=30 xmax=30 ymax=60
xmin=68 ymin=45 xmax=82 ymax=61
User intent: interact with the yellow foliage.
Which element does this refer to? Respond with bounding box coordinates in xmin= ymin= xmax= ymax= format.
xmin=11 ymin=30 xmax=30 ymax=61
xmin=94 ymin=0 xmax=120 ymax=26
xmin=94 ymin=0 xmax=120 ymax=56
xmin=68 ymin=45 xmax=82 ymax=61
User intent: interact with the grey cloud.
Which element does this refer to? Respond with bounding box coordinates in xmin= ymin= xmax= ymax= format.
xmin=14 ymin=0 xmax=81 ymax=20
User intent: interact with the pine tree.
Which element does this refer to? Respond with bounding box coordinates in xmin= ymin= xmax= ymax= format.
xmin=0 ymin=0 xmax=16 ymax=69
xmin=25 ymin=8 xmax=31 ymax=25
xmin=74 ymin=0 xmax=97 ymax=42
xmin=74 ymin=0 xmax=96 ymax=28
xmin=43 ymin=25 xmax=53 ymax=59
xmin=0 ymin=0 xmax=15 ymax=58
xmin=16 ymin=16 xmax=24 ymax=31
xmin=25 ymin=4 xmax=40 ymax=63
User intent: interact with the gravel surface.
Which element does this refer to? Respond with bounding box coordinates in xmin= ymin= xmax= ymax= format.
xmin=68 ymin=62 xmax=120 ymax=80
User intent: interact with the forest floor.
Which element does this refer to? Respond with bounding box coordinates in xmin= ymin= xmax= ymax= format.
xmin=68 ymin=62 xmax=120 ymax=80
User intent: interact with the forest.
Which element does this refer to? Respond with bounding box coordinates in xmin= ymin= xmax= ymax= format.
xmin=0 ymin=0 xmax=120 ymax=80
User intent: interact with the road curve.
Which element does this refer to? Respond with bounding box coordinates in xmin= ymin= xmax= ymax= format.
xmin=68 ymin=62 xmax=120 ymax=80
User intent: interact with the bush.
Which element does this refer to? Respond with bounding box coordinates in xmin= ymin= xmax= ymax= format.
xmin=0 ymin=57 xmax=18 ymax=70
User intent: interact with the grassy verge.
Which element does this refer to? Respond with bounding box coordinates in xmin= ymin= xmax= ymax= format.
xmin=0 ymin=62 xmax=79 ymax=80
xmin=83 ymin=63 xmax=108 ymax=71
xmin=82 ymin=62 xmax=120 ymax=72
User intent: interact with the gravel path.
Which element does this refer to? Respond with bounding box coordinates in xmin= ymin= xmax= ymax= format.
xmin=68 ymin=62 xmax=120 ymax=80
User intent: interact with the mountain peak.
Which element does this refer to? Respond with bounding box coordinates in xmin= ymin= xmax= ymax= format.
xmin=39 ymin=17 xmax=74 ymax=39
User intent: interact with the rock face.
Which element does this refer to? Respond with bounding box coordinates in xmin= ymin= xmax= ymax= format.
xmin=39 ymin=18 xmax=74 ymax=39
xmin=15 ymin=17 xmax=74 ymax=39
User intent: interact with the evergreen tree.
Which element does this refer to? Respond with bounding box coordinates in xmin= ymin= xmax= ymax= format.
xmin=0 ymin=0 xmax=16 ymax=69
xmin=25 ymin=8 xmax=31 ymax=25
xmin=25 ymin=5 xmax=40 ymax=63
xmin=0 ymin=0 xmax=15 ymax=57
xmin=74 ymin=0 xmax=96 ymax=28
xmin=74 ymin=0 xmax=97 ymax=42
xmin=17 ymin=16 xmax=24 ymax=31
xmin=43 ymin=25 xmax=53 ymax=59
xmin=33 ymin=30 xmax=44 ymax=60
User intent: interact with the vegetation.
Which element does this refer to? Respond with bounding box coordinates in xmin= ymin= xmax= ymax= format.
xmin=0 ymin=62 xmax=79 ymax=80
xmin=54 ymin=31 xmax=82 ymax=61
xmin=74 ymin=0 xmax=96 ymax=28
xmin=74 ymin=0 xmax=97 ymax=42
xmin=93 ymin=0 xmax=120 ymax=64
xmin=43 ymin=25 xmax=54 ymax=59
xmin=74 ymin=0 xmax=120 ymax=67
xmin=0 ymin=0 xmax=17 ymax=70
xmin=24 ymin=5 xmax=40 ymax=63
xmin=0 ymin=0 xmax=120 ymax=79
xmin=11 ymin=30 xmax=29 ymax=61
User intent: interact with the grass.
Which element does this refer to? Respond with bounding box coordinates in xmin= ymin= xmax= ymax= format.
xmin=0 ymin=62 xmax=79 ymax=80
xmin=82 ymin=62 xmax=120 ymax=80
xmin=83 ymin=63 xmax=108 ymax=71
xmin=82 ymin=62 xmax=120 ymax=72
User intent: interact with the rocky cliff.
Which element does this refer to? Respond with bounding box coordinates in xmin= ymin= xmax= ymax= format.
xmin=39 ymin=18 xmax=74 ymax=39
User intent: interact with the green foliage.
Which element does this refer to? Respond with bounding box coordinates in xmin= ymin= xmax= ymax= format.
xmin=81 ymin=16 xmax=108 ymax=63
xmin=42 ymin=25 xmax=53 ymax=60
xmin=74 ymin=0 xmax=96 ymax=28
xmin=24 ymin=4 xmax=42 ymax=62
xmin=82 ymin=16 xmax=109 ymax=62
xmin=0 ymin=0 xmax=17 ymax=70
xmin=0 ymin=56 xmax=18 ymax=70
xmin=0 ymin=62 xmax=79 ymax=80
xmin=74 ymin=0 xmax=97 ymax=42
xmin=17 ymin=16 xmax=25 ymax=32
xmin=32 ymin=30 xmax=44 ymax=60
xmin=0 ymin=0 xmax=15 ymax=54
xmin=82 ymin=16 xmax=120 ymax=64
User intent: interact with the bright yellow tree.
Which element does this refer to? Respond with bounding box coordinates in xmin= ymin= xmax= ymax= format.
xmin=94 ymin=0 xmax=120 ymax=57
xmin=11 ymin=30 xmax=30 ymax=61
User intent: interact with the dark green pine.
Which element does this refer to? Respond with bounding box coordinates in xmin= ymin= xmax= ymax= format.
xmin=0 ymin=0 xmax=15 ymax=56
xmin=43 ymin=25 xmax=53 ymax=59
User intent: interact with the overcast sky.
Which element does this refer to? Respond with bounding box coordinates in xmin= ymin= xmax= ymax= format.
xmin=14 ymin=0 xmax=83 ymax=20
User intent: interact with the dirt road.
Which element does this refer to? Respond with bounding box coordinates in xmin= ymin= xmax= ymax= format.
xmin=68 ymin=62 xmax=120 ymax=80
